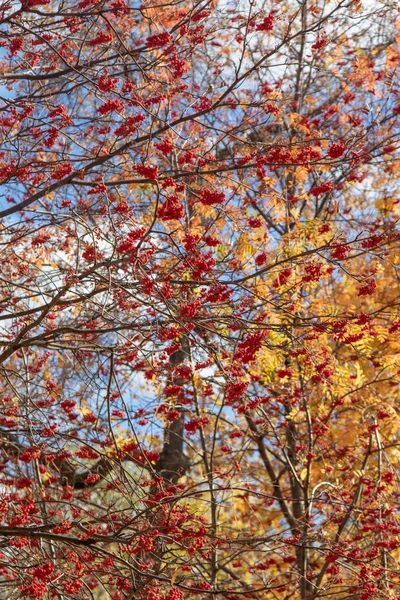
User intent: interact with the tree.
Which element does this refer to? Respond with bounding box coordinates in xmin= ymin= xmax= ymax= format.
xmin=0 ymin=0 xmax=399 ymax=598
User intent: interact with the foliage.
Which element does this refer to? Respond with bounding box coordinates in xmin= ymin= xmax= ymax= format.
xmin=0 ymin=0 xmax=399 ymax=599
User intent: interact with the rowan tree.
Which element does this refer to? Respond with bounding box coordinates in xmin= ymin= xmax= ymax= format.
xmin=0 ymin=0 xmax=400 ymax=599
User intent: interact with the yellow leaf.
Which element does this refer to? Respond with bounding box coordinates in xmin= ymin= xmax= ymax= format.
xmin=287 ymin=407 xmax=300 ymax=421
xmin=299 ymin=468 xmax=308 ymax=482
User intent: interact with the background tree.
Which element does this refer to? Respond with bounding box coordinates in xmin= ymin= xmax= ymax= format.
xmin=0 ymin=0 xmax=399 ymax=599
